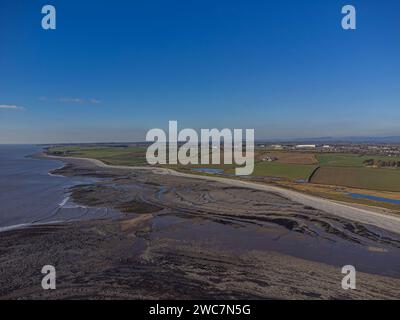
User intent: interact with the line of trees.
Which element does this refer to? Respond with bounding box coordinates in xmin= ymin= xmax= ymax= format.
xmin=363 ymin=159 xmax=400 ymax=168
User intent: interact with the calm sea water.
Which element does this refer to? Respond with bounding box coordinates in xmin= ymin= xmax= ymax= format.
xmin=0 ymin=145 xmax=116 ymax=231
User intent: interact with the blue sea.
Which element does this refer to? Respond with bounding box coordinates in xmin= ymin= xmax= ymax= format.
xmin=0 ymin=145 xmax=116 ymax=231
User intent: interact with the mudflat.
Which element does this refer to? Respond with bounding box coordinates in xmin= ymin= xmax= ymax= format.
xmin=1 ymin=157 xmax=400 ymax=299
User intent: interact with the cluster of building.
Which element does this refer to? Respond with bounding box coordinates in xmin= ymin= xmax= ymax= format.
xmin=256 ymin=142 xmax=400 ymax=157
xmin=262 ymin=144 xmax=331 ymax=151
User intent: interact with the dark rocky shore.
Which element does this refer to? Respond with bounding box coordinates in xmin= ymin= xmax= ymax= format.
xmin=1 ymin=157 xmax=400 ymax=299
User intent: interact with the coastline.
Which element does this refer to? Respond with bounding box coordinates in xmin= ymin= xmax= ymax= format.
xmin=44 ymin=153 xmax=400 ymax=235
xmin=0 ymin=152 xmax=113 ymax=234
xmin=1 ymin=151 xmax=400 ymax=299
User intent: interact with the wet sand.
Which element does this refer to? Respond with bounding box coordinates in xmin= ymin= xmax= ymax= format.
xmin=1 ymin=156 xmax=400 ymax=299
xmin=45 ymin=154 xmax=400 ymax=235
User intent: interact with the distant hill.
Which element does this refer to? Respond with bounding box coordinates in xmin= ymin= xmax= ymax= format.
xmin=338 ymin=136 xmax=400 ymax=143
xmin=258 ymin=136 xmax=400 ymax=144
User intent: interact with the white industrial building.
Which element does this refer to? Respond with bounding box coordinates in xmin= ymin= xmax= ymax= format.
xmin=295 ymin=144 xmax=316 ymax=149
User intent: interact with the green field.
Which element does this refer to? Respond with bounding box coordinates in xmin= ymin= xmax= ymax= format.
xmin=48 ymin=146 xmax=400 ymax=192
xmin=49 ymin=145 xmax=319 ymax=181
xmin=251 ymin=162 xmax=317 ymax=180
xmin=311 ymin=153 xmax=400 ymax=192
xmin=316 ymin=153 xmax=398 ymax=167
xmin=49 ymin=146 xmax=148 ymax=166
xmin=311 ymin=166 xmax=400 ymax=192
xmin=185 ymin=162 xmax=317 ymax=181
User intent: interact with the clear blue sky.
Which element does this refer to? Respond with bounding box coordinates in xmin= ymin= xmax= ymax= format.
xmin=1 ymin=0 xmax=399 ymax=143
